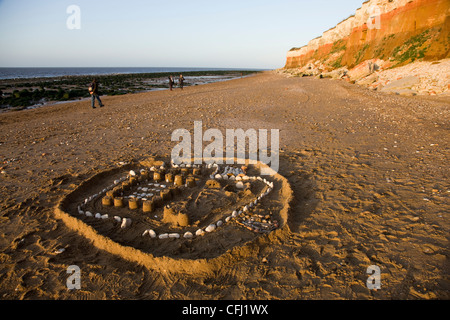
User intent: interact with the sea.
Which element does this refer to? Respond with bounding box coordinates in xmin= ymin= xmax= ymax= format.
xmin=0 ymin=67 xmax=261 ymax=80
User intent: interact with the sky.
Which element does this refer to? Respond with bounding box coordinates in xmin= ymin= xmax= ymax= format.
xmin=0 ymin=0 xmax=365 ymax=69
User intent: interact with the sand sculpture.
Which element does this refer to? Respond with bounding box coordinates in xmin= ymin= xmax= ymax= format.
xmin=54 ymin=157 xmax=292 ymax=273
xmin=76 ymin=161 xmax=278 ymax=238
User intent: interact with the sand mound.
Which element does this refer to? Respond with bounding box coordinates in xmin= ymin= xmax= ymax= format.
xmin=54 ymin=157 xmax=293 ymax=275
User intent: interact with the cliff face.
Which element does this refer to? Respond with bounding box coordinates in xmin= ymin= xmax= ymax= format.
xmin=285 ymin=0 xmax=450 ymax=70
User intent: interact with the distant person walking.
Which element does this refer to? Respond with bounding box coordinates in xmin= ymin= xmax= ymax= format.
xmin=168 ymin=75 xmax=174 ymax=91
xmin=89 ymin=78 xmax=104 ymax=108
xmin=179 ymin=74 xmax=185 ymax=90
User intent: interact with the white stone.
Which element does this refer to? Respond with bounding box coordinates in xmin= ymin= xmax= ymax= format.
xmin=242 ymin=175 xmax=249 ymax=181
xmin=216 ymin=220 xmax=223 ymax=227
xmin=114 ymin=216 xmax=121 ymax=222
xmin=225 ymin=216 xmax=231 ymax=222
xmin=129 ymin=170 xmax=136 ymax=176
xmin=85 ymin=211 xmax=93 ymax=217
xmin=184 ymin=232 xmax=194 ymax=239
xmin=142 ymin=230 xmax=149 ymax=236
xmin=159 ymin=233 xmax=169 ymax=239
xmin=121 ymin=218 xmax=131 ymax=229
xmin=169 ymin=233 xmax=180 ymax=239
xmin=229 ymin=175 xmax=236 ymax=181
xmin=236 ymin=176 xmax=242 ymax=181
xmin=101 ymin=214 xmax=108 ymax=219
xmin=195 ymin=229 xmax=204 ymax=236
xmin=215 ymin=174 xmax=222 ymax=180
xmin=243 ymin=206 xmax=248 ymax=212
xmin=149 ymin=230 xmax=156 ymax=238
xmin=236 ymin=182 xmax=244 ymax=189
xmin=222 ymin=174 xmax=228 ymax=180
xmin=205 ymin=224 xmax=216 ymax=232
xmin=232 ymin=210 xmax=238 ymax=217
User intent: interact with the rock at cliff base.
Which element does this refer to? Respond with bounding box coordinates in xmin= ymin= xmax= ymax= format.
xmin=380 ymin=76 xmax=420 ymax=93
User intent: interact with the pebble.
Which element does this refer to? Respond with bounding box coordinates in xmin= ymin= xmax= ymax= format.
xmin=149 ymin=230 xmax=156 ymax=238
xmin=184 ymin=232 xmax=193 ymax=239
xmin=114 ymin=216 xmax=121 ymax=222
xmin=205 ymin=224 xmax=216 ymax=232
xmin=85 ymin=211 xmax=93 ymax=217
xmin=195 ymin=229 xmax=204 ymax=236
xmin=95 ymin=213 xmax=102 ymax=219
xmin=169 ymin=233 xmax=180 ymax=239
xmin=159 ymin=233 xmax=169 ymax=239
xmin=236 ymin=182 xmax=244 ymax=189
xmin=121 ymin=218 xmax=132 ymax=229
xmin=216 ymin=220 xmax=223 ymax=227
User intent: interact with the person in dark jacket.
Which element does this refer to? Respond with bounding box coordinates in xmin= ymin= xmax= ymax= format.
xmin=168 ymin=75 xmax=174 ymax=91
xmin=179 ymin=74 xmax=185 ymax=90
xmin=89 ymin=78 xmax=104 ymax=108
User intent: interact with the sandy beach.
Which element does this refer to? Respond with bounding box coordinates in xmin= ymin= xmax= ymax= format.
xmin=0 ymin=71 xmax=448 ymax=299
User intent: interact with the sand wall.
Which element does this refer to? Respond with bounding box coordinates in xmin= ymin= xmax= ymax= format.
xmin=54 ymin=159 xmax=293 ymax=275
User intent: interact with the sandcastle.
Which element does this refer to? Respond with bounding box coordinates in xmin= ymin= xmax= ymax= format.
xmin=54 ymin=157 xmax=292 ymax=273
xmin=75 ymin=161 xmax=279 ymax=240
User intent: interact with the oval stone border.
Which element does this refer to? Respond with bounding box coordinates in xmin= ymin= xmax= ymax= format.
xmin=54 ymin=158 xmax=293 ymax=275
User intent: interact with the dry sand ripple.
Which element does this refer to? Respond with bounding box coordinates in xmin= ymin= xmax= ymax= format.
xmin=0 ymin=72 xmax=448 ymax=299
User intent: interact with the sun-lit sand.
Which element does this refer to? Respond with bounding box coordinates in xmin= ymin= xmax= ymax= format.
xmin=0 ymin=71 xmax=448 ymax=299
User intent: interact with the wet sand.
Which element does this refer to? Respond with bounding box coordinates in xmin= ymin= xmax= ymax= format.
xmin=0 ymin=71 xmax=448 ymax=299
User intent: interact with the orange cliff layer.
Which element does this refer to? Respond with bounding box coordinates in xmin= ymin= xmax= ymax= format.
xmin=285 ymin=0 xmax=450 ymax=70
